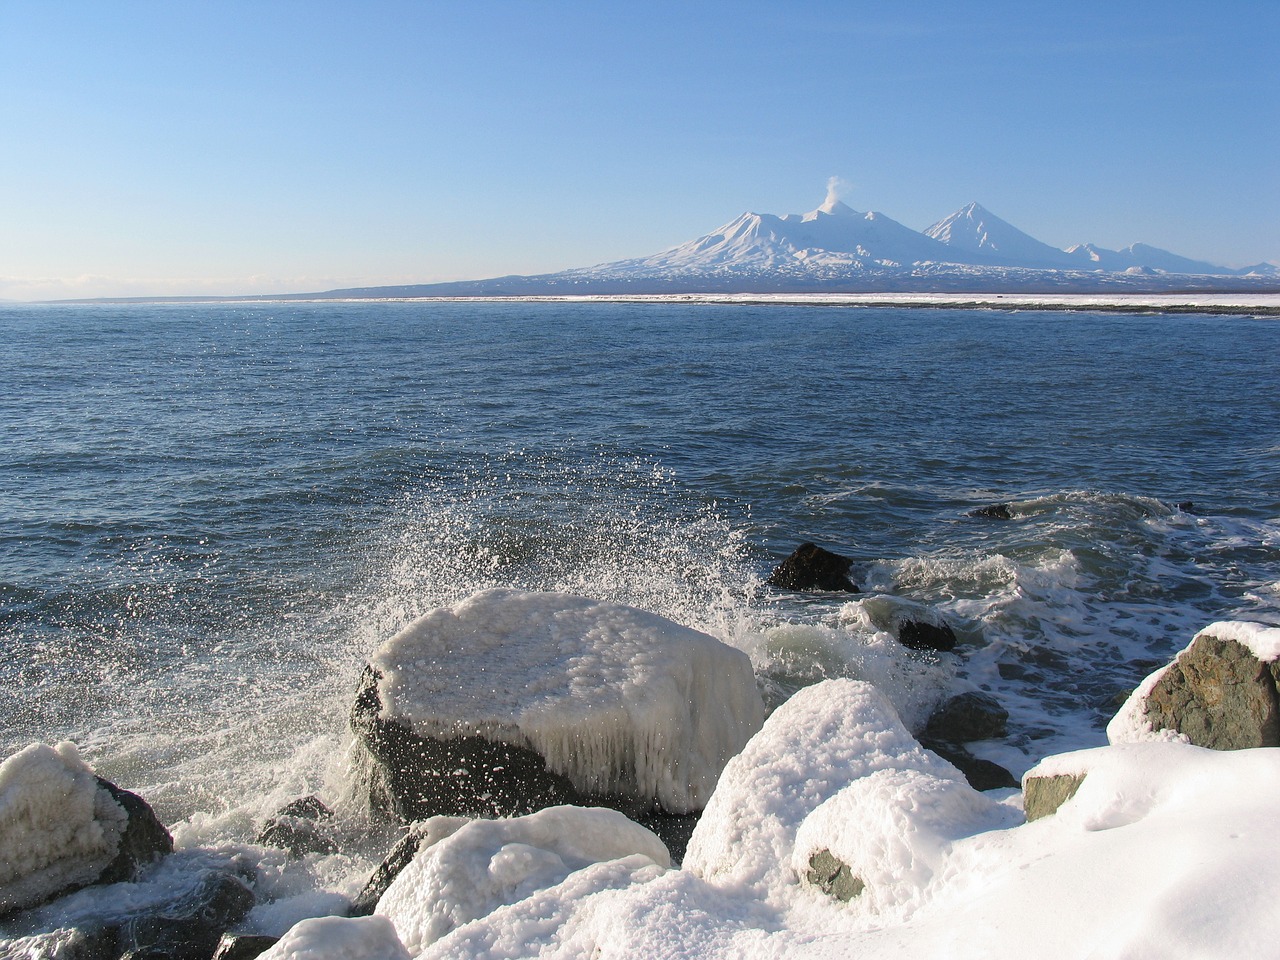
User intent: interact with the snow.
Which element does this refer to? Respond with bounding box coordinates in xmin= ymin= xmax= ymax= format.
xmin=258 ymin=915 xmax=411 ymax=960
xmin=370 ymin=588 xmax=764 ymax=813
xmin=682 ymin=679 xmax=959 ymax=904
xmin=375 ymin=805 xmax=670 ymax=954
xmin=1107 ymin=620 xmax=1280 ymax=744
xmin=0 ymin=741 xmax=128 ymax=915
xmin=263 ymin=674 xmax=1280 ymax=959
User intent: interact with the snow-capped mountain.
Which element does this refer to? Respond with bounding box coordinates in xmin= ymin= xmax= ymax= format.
xmin=924 ymin=202 xmax=1078 ymax=269
xmin=606 ymin=197 xmax=984 ymax=274
xmin=294 ymin=193 xmax=1277 ymax=299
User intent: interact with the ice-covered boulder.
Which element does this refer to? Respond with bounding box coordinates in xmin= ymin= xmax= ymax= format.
xmin=350 ymin=589 xmax=764 ymax=836
xmin=1107 ymin=621 xmax=1280 ymax=749
xmin=375 ymin=805 xmax=670 ymax=953
xmin=0 ymin=742 xmax=172 ymax=917
xmin=683 ymin=678 xmax=965 ymax=903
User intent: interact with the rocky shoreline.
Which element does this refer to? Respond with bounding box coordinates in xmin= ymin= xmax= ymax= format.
xmin=4 ymin=567 xmax=1278 ymax=959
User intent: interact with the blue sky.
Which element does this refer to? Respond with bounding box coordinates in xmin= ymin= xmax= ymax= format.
xmin=1 ymin=1 xmax=1276 ymax=299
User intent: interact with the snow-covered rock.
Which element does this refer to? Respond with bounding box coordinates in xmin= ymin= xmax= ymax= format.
xmin=257 ymin=915 xmax=410 ymax=960
xmin=1107 ymin=620 xmax=1280 ymax=748
xmin=683 ymin=678 xmax=961 ymax=904
xmin=375 ymin=805 xmax=670 ymax=953
xmin=793 ymin=767 xmax=1016 ymax=915
xmin=0 ymin=742 xmax=172 ymax=916
xmin=351 ymin=589 xmax=764 ymax=831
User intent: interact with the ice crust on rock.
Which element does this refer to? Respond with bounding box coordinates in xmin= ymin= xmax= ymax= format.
xmin=0 ymin=742 xmax=129 ymax=915
xmin=683 ymin=678 xmax=959 ymax=902
xmin=370 ymin=588 xmax=764 ymax=813
xmin=375 ymin=805 xmax=670 ymax=953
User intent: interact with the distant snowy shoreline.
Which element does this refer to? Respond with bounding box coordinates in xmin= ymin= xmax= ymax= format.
xmin=32 ymin=292 xmax=1280 ymax=314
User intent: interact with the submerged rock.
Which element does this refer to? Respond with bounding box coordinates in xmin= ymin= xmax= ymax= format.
xmin=896 ymin=618 xmax=958 ymax=653
xmin=0 ymin=742 xmax=173 ymax=918
xmin=256 ymin=797 xmax=337 ymax=858
xmin=924 ymin=692 xmax=1009 ymax=743
xmin=114 ymin=867 xmax=257 ymax=960
xmin=350 ymin=589 xmax=764 ymax=857
xmin=765 ymin=542 xmax=859 ymax=592
xmin=968 ymin=502 xmax=1014 ymax=520
xmin=1108 ymin=621 xmax=1280 ymax=749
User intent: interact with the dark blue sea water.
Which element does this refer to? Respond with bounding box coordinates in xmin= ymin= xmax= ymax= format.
xmin=2 ymin=300 xmax=1278 ymax=866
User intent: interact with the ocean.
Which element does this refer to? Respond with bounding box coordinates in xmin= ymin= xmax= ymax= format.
xmin=2 ymin=299 xmax=1278 ymax=918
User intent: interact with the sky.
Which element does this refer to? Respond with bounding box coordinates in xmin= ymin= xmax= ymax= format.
xmin=1 ymin=0 xmax=1277 ymax=300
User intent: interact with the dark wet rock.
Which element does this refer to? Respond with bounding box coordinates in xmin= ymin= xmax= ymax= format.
xmin=114 ymin=866 xmax=257 ymax=960
xmin=350 ymin=668 xmax=699 ymax=860
xmin=1023 ymin=773 xmax=1087 ymax=821
xmin=896 ymin=618 xmax=957 ymax=653
xmin=210 ymin=934 xmax=279 ymax=960
xmin=94 ymin=779 xmax=175 ymax=886
xmin=805 ymin=849 xmax=864 ymax=902
xmin=349 ymin=828 xmax=425 ymax=917
xmin=1132 ymin=633 xmax=1280 ymax=749
xmin=968 ymin=502 xmax=1014 ymax=520
xmin=352 ymin=667 xmax=593 ymax=821
xmin=1175 ymin=501 xmax=1197 ymax=514
xmin=924 ymin=692 xmax=1009 ymax=743
xmin=765 ymin=542 xmax=859 ymax=593
xmin=919 ymin=739 xmax=1018 ymax=792
xmin=256 ymin=796 xmax=337 ymax=858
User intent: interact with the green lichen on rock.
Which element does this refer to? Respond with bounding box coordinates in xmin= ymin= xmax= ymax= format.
xmin=1143 ymin=636 xmax=1280 ymax=749
xmin=806 ymin=849 xmax=865 ymax=902
xmin=1023 ymin=773 xmax=1086 ymax=821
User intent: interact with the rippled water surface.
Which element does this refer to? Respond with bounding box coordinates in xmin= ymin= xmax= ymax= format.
xmin=2 ymin=300 xmax=1278 ymax=830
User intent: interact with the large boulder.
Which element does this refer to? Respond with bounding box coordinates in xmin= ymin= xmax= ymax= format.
xmin=0 ymin=742 xmax=172 ymax=917
xmin=350 ymin=589 xmax=764 ymax=850
xmin=1108 ymin=621 xmax=1280 ymax=749
xmin=765 ymin=542 xmax=859 ymax=592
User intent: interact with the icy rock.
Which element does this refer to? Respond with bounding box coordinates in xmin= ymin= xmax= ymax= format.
xmin=765 ymin=542 xmax=859 ymax=592
xmin=374 ymin=805 xmax=670 ymax=954
xmin=256 ymin=915 xmax=409 ymax=960
xmin=1108 ymin=621 xmax=1280 ymax=749
xmin=350 ymin=589 xmax=763 ymax=836
xmin=0 ymin=742 xmax=172 ymax=917
xmin=683 ymin=678 xmax=961 ymax=902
